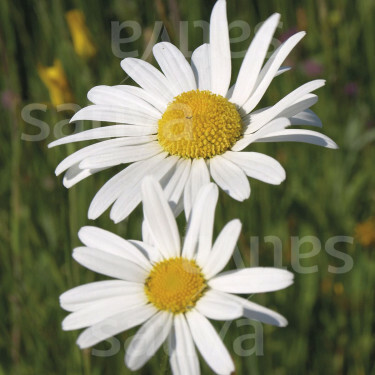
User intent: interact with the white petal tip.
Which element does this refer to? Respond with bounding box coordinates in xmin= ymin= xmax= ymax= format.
xmin=236 ymin=196 xmax=248 ymax=202
xmin=62 ymin=180 xmax=73 ymax=189
xmin=232 ymin=218 xmax=242 ymax=226
xmin=120 ymin=59 xmax=127 ymax=70
xmin=111 ymin=217 xmax=121 ymax=224
xmin=124 ymin=355 xmax=141 ymax=372
xmin=279 ymin=319 xmax=288 ymax=327
xmin=48 ymin=138 xmax=68 ymax=148
xmin=292 ymin=31 xmax=306 ymax=39
xmin=78 ymin=226 xmax=93 ymax=239
xmin=120 ymin=57 xmax=135 ymax=71
xmin=72 ymin=247 xmax=79 ymax=257
xmin=76 ymin=339 xmax=89 ymax=350
xmin=69 ymin=114 xmax=80 ymax=123
xmin=328 ymin=141 xmax=339 ymax=149
xmin=87 ymin=212 xmax=99 ymax=220
xmin=61 ymin=319 xmax=73 ymax=331
xmin=277 ymin=172 xmax=287 ymax=184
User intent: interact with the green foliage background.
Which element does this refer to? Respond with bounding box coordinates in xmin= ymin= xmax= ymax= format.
xmin=1 ymin=0 xmax=375 ymax=374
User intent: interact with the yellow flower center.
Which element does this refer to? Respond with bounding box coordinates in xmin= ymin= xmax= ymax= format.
xmin=158 ymin=90 xmax=243 ymax=159
xmin=144 ymin=257 xmax=206 ymax=314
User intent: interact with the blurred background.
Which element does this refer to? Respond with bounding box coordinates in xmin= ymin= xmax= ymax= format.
xmin=1 ymin=0 xmax=375 ymax=374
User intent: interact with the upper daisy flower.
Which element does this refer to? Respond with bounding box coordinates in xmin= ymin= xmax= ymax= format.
xmin=60 ymin=177 xmax=294 ymax=374
xmin=49 ymin=0 xmax=337 ymax=222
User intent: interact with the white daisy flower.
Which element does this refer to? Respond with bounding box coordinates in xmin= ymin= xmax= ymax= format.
xmin=60 ymin=177 xmax=294 ymax=374
xmin=49 ymin=0 xmax=337 ymax=222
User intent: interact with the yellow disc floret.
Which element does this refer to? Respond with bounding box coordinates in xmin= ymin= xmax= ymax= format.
xmin=144 ymin=257 xmax=206 ymax=314
xmin=158 ymin=90 xmax=243 ymax=159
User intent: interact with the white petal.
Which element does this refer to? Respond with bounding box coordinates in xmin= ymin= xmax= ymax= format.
xmin=158 ymin=158 xmax=179 ymax=191
xmin=77 ymin=304 xmax=157 ymax=349
xmin=191 ymin=43 xmax=211 ymax=91
xmin=63 ymin=294 xmax=147 ymax=330
xmin=87 ymin=85 xmax=161 ymax=118
xmin=210 ymin=0 xmax=231 ymax=96
xmin=79 ymin=142 xmax=163 ymax=169
xmin=141 ymin=176 xmax=181 ymax=258
xmin=245 ymin=105 xmax=268 ymax=116
xmin=278 ymin=93 xmax=318 ymax=118
xmin=225 ymin=84 xmax=235 ymax=99
xmin=114 ymin=85 xmax=167 ymax=113
xmin=73 ymin=247 xmax=148 ymax=283
xmin=248 ymin=94 xmax=318 ymax=122
xmin=183 ymin=158 xmax=210 ymax=219
xmin=70 ymin=105 xmax=158 ymax=126
xmin=164 ymin=159 xmax=192 ymax=215
xmin=232 ymin=117 xmax=291 ymax=151
xmin=209 ymin=267 xmax=294 ymax=294
xmin=186 ymin=309 xmax=234 ymax=375
xmin=256 ymin=129 xmax=338 ymax=149
xmin=172 ymin=193 xmax=185 ymax=218
xmin=121 ymin=57 xmax=174 ymax=103
xmin=48 ymin=125 xmax=156 ymax=147
xmin=55 ymin=136 xmax=156 ymax=175
xmin=289 ymin=109 xmax=322 ymax=127
xmin=60 ymin=280 xmax=143 ymax=312
xmin=241 ymin=31 xmax=305 ymax=113
xmin=225 ymin=294 xmax=288 ymax=327
xmin=110 ymin=155 xmax=179 ymax=223
xmin=201 ymin=219 xmax=241 ymax=279
xmin=182 ymin=183 xmax=218 ymax=259
xmin=195 ymin=183 xmax=219 ymax=266
xmin=244 ymin=79 xmax=326 ymax=134
xmin=63 ymin=164 xmax=107 ymax=188
xmin=169 ymin=314 xmax=200 ymax=375
xmin=88 ymin=152 xmax=167 ymax=220
xmin=275 ymin=66 xmax=291 ymax=76
xmin=142 ymin=219 xmax=155 ymax=246
xmin=195 ymin=290 xmax=242 ymax=321
xmin=223 ymin=151 xmax=286 ymax=185
xmin=78 ymin=226 xmax=152 ymax=271
xmin=209 ymin=155 xmax=250 ymax=201
xmin=230 ymin=14 xmax=280 ymax=107
xmin=126 ymin=311 xmax=173 ymax=370
xmin=128 ymin=239 xmax=163 ymax=264
xmin=153 ymin=42 xmax=197 ymax=95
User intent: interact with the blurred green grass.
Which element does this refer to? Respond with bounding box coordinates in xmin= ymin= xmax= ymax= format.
xmin=1 ymin=0 xmax=375 ymax=374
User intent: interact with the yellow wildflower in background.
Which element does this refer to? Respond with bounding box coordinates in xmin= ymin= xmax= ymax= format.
xmin=355 ymin=217 xmax=375 ymax=247
xmin=37 ymin=60 xmax=74 ymax=106
xmin=65 ymin=10 xmax=96 ymax=59
xmin=333 ymin=282 xmax=344 ymax=296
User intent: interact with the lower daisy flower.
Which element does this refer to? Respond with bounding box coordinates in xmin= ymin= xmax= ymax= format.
xmin=60 ymin=177 xmax=294 ymax=374
xmin=49 ymin=0 xmax=337 ymax=223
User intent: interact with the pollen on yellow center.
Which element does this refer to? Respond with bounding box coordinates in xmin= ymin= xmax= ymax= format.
xmin=158 ymin=90 xmax=243 ymax=159
xmin=144 ymin=257 xmax=207 ymax=314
